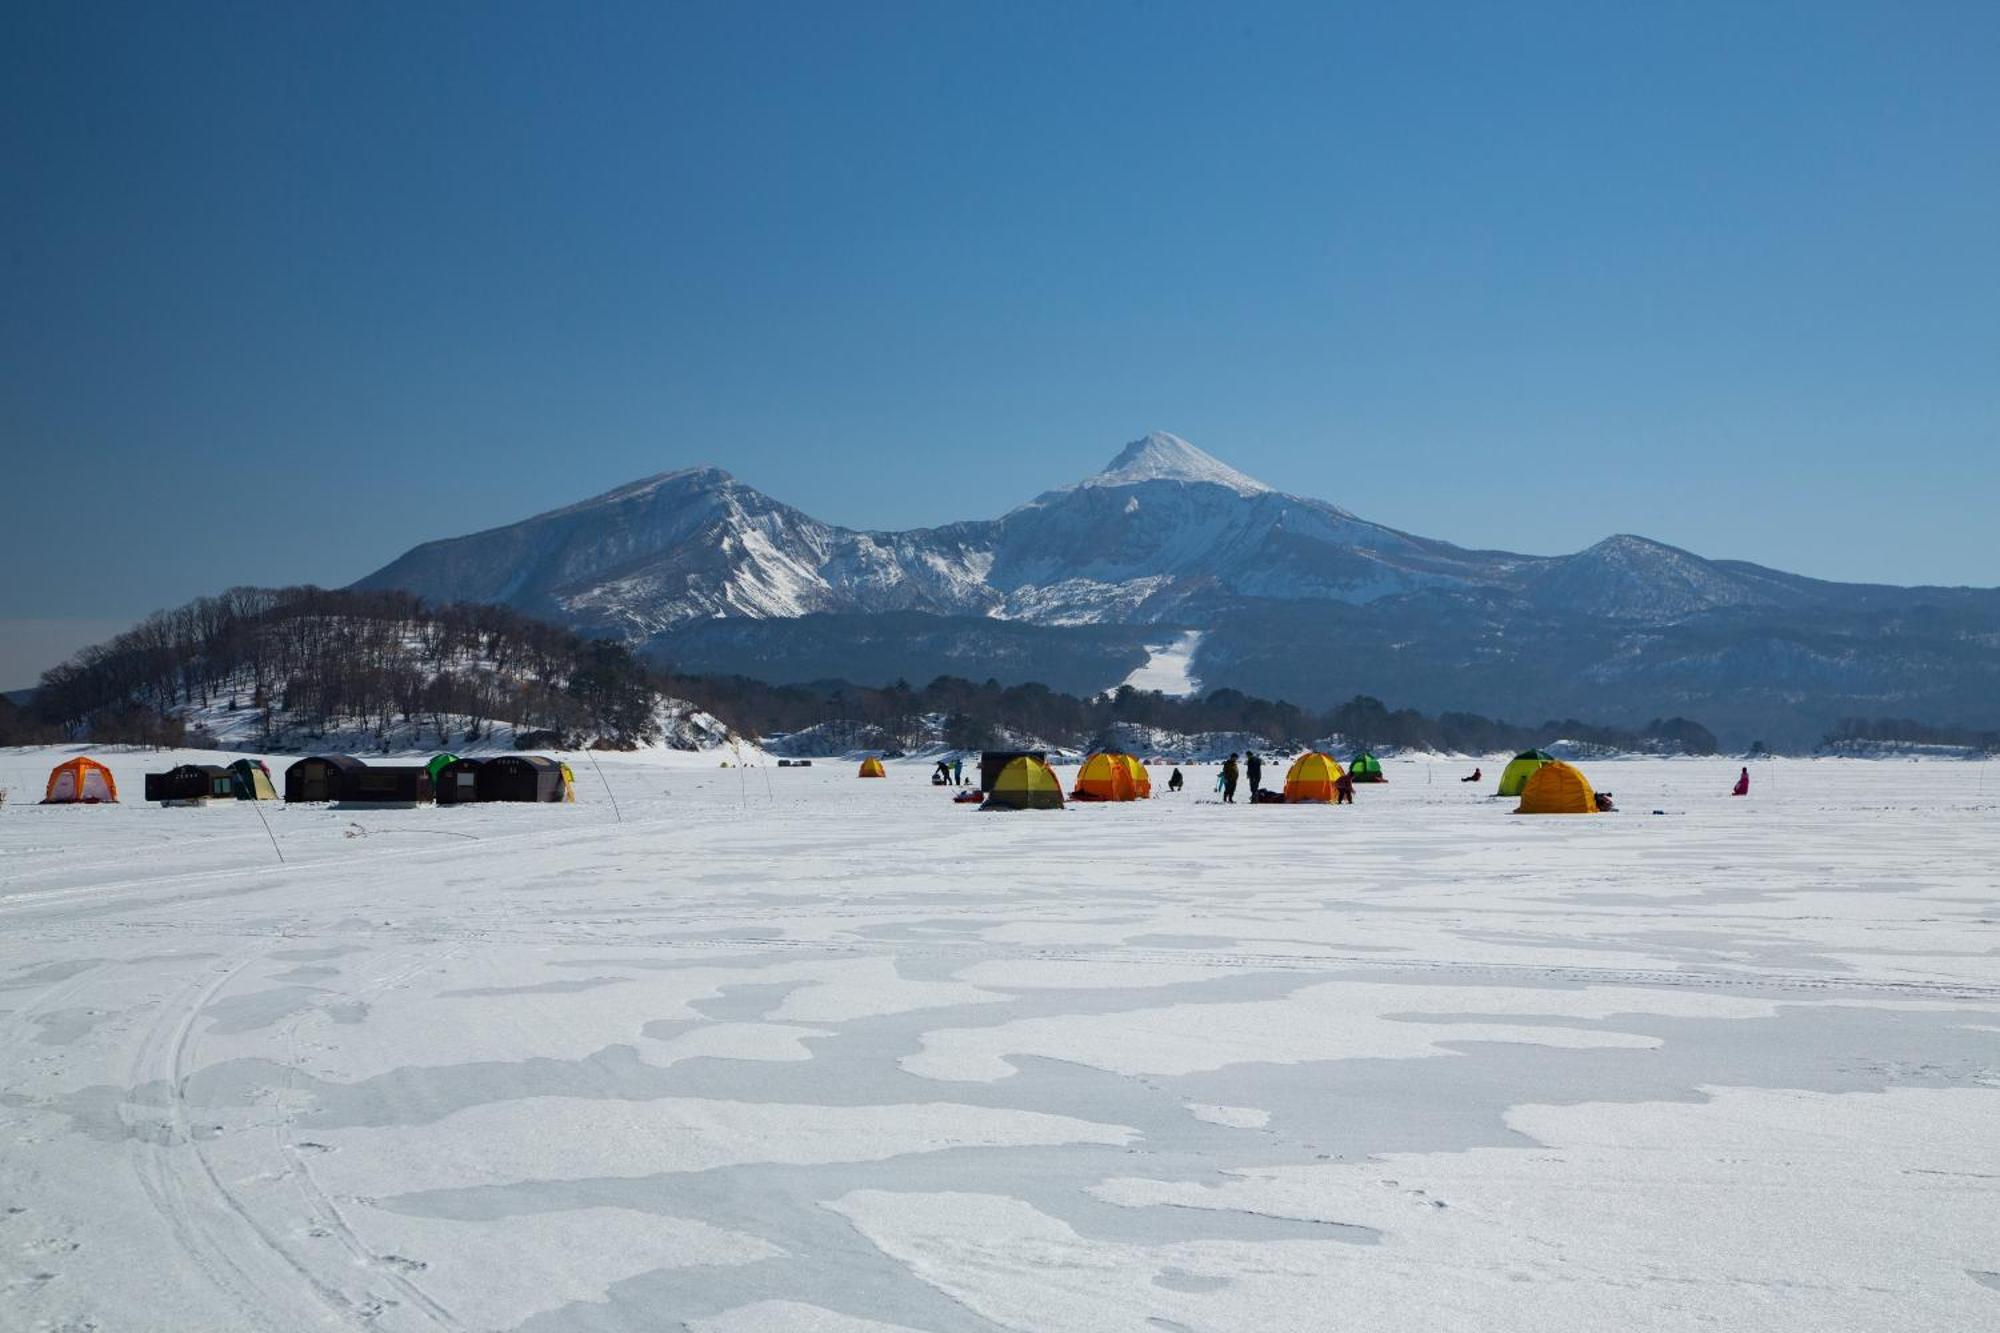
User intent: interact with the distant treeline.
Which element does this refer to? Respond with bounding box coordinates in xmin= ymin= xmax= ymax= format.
xmin=4 ymin=585 xmax=1723 ymax=755
xmin=671 ymin=672 xmax=1720 ymax=756
xmin=1822 ymin=717 xmax=2000 ymax=752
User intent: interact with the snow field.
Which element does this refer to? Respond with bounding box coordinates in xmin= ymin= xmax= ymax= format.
xmin=0 ymin=748 xmax=1995 ymax=1331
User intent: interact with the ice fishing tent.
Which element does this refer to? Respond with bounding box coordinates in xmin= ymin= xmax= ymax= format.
xmin=1282 ymin=752 xmax=1345 ymax=803
xmin=1515 ymin=761 xmax=1598 ymax=815
xmin=43 ymin=757 xmax=118 ymax=804
xmin=434 ymin=757 xmax=485 ymax=804
xmin=284 ymin=755 xmax=367 ymax=803
xmin=978 ymin=750 xmax=1046 ymax=793
xmin=1072 ymin=752 xmax=1142 ymax=801
xmin=477 ymin=754 xmax=567 ymax=803
xmin=425 ymin=753 xmax=459 ymax=784
xmin=227 ymin=759 xmax=278 ymax=800
xmin=338 ymin=765 xmax=433 ymax=806
xmin=981 ymin=755 xmax=1064 ymax=810
xmin=1125 ymin=755 xmax=1153 ymax=798
xmin=1348 ymin=752 xmax=1386 ymax=783
xmin=1495 ymin=749 xmax=1554 ymax=797
xmin=858 ymin=756 xmax=887 ymax=778
xmin=144 ymin=764 xmax=233 ymax=804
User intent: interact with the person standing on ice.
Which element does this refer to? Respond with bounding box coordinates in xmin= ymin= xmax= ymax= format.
xmin=1220 ymin=754 xmax=1240 ymax=803
xmin=951 ymin=756 xmax=963 ymax=785
xmin=1732 ymin=766 xmax=1750 ymax=796
xmin=1245 ymin=751 xmax=1262 ymax=794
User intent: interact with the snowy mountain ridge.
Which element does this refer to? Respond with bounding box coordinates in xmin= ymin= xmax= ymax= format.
xmin=353 ymin=431 xmax=2000 ymax=746
xmin=361 ymin=430 xmax=1780 ymax=636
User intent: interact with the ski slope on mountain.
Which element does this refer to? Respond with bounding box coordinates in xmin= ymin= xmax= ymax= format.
xmin=2 ymin=748 xmax=1996 ymax=1331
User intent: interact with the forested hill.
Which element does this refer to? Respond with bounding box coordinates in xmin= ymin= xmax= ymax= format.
xmin=6 ymin=586 xmax=1730 ymax=757
xmin=19 ymin=587 xmax=698 ymax=752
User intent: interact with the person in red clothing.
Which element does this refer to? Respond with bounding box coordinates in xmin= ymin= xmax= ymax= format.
xmin=1732 ymin=766 xmax=1750 ymax=796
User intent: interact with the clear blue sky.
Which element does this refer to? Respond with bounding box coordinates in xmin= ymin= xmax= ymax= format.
xmin=3 ymin=1 xmax=1996 ymax=682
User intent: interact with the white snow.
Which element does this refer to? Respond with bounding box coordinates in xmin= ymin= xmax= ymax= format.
xmin=1073 ymin=432 xmax=1273 ymax=496
xmin=1 ymin=747 xmax=1996 ymax=1331
xmin=1118 ymin=628 xmax=1204 ymax=696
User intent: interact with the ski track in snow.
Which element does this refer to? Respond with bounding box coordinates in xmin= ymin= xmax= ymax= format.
xmin=0 ymin=747 xmax=1997 ymax=1331
xmin=1120 ymin=630 xmax=1204 ymax=697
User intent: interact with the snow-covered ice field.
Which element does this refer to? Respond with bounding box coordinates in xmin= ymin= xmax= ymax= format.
xmin=2 ymin=748 xmax=1996 ymax=1331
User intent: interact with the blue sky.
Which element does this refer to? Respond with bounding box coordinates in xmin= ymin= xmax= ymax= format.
xmin=3 ymin=1 xmax=1997 ymax=683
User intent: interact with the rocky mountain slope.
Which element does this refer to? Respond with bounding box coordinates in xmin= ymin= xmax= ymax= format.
xmin=355 ymin=433 xmax=2000 ymax=746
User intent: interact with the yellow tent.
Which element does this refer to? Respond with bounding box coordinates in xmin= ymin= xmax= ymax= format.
xmin=1282 ymin=752 xmax=1344 ymax=803
xmin=1072 ymin=752 xmax=1139 ymax=801
xmin=1124 ymin=754 xmax=1153 ymax=798
xmin=858 ymin=756 xmax=886 ymax=778
xmin=1515 ymin=760 xmax=1598 ymax=814
xmin=44 ymin=756 xmax=118 ymax=804
xmin=982 ymin=755 xmax=1064 ymax=810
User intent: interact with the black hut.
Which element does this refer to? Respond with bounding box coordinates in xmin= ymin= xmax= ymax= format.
xmin=144 ymin=763 xmax=233 ymax=804
xmin=337 ymin=764 xmax=434 ymax=806
xmin=477 ymin=754 xmax=567 ymax=802
xmin=284 ymin=755 xmax=369 ymax=803
xmin=434 ymin=757 xmax=485 ymax=805
xmin=979 ymin=750 xmax=1048 ymax=794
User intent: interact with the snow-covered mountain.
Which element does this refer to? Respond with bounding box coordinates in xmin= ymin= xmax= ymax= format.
xmin=355 ymin=431 xmax=2000 ymax=745
xmin=359 ymin=431 xmax=1719 ymax=631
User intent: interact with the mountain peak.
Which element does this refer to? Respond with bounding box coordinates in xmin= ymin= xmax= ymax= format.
xmin=1081 ymin=432 xmax=1271 ymax=496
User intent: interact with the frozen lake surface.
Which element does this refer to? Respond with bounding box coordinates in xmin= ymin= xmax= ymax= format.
xmin=1 ymin=748 xmax=1996 ymax=1331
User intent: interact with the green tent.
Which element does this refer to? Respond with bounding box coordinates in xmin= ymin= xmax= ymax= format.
xmin=227 ymin=758 xmax=278 ymax=800
xmin=1348 ymin=751 xmax=1386 ymax=782
xmin=426 ymin=753 xmax=459 ymax=783
xmin=1495 ymin=749 xmax=1555 ymax=797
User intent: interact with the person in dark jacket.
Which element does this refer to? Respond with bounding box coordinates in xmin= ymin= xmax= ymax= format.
xmin=1334 ymin=772 xmax=1355 ymax=804
xmin=1220 ymin=754 xmax=1240 ymax=803
xmin=1461 ymin=767 xmax=1482 ymax=783
xmin=1167 ymin=767 xmax=1184 ymax=792
xmin=1245 ymin=751 xmax=1262 ymax=793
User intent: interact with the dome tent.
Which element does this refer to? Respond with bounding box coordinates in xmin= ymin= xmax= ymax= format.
xmin=228 ymin=758 xmax=278 ymax=800
xmin=1282 ymin=752 xmax=1345 ymax=803
xmin=1348 ymin=751 xmax=1386 ymax=783
xmin=44 ymin=757 xmax=118 ymax=804
xmin=858 ymin=756 xmax=887 ymax=778
xmin=1495 ymin=749 xmax=1554 ymax=797
xmin=1515 ymin=760 xmax=1599 ymax=814
xmin=981 ymin=755 xmax=1064 ymax=810
xmin=1072 ymin=752 xmax=1148 ymax=801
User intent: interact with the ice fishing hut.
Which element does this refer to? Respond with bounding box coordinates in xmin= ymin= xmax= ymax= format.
xmin=476 ymin=754 xmax=568 ymax=802
xmin=336 ymin=764 xmax=434 ymax=806
xmin=433 ymin=756 xmax=485 ymax=805
xmin=144 ymin=763 xmax=234 ymax=805
xmin=284 ymin=755 xmax=369 ymax=803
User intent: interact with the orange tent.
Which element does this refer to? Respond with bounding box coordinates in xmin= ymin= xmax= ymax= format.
xmin=1072 ymin=752 xmax=1146 ymax=801
xmin=858 ymin=756 xmax=887 ymax=778
xmin=44 ymin=756 xmax=118 ymax=804
xmin=1282 ymin=752 xmax=1344 ymax=803
xmin=1515 ymin=760 xmax=1598 ymax=814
